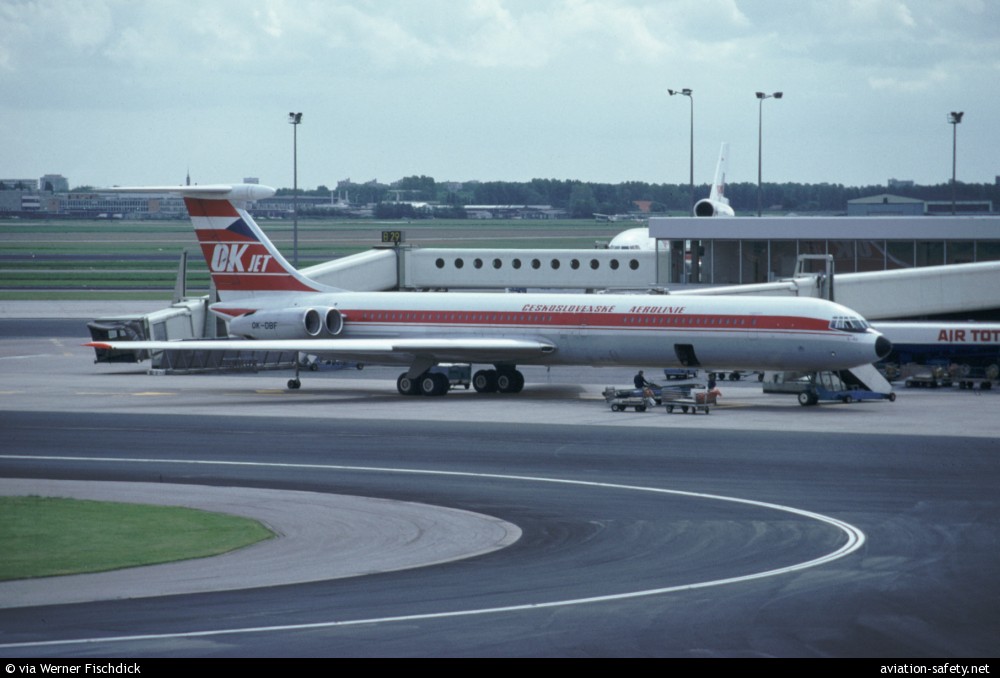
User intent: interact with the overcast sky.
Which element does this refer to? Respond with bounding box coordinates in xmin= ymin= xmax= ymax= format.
xmin=2 ymin=0 xmax=997 ymax=191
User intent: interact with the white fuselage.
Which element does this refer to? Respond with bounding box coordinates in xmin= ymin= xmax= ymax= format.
xmin=215 ymin=290 xmax=888 ymax=372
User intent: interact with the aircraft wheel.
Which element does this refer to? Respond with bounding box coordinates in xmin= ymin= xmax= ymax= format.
xmin=496 ymin=372 xmax=514 ymax=393
xmin=433 ymin=372 xmax=450 ymax=395
xmin=473 ymin=369 xmax=498 ymax=393
xmin=730 ymin=372 xmax=741 ymax=381
xmin=397 ymin=373 xmax=419 ymax=396
xmin=888 ymin=392 xmax=897 ymax=402
xmin=419 ymin=374 xmax=447 ymax=396
xmin=511 ymin=370 xmax=525 ymax=392
xmin=496 ymin=370 xmax=525 ymax=394
xmin=419 ymin=374 xmax=435 ymax=396
xmin=287 ymin=378 xmax=301 ymax=390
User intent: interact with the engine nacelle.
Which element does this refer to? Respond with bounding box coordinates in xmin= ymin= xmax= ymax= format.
xmin=229 ymin=307 xmax=344 ymax=339
xmin=693 ymin=199 xmax=736 ymax=217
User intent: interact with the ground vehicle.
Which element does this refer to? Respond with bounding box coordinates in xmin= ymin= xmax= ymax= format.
xmin=662 ymin=386 xmax=716 ymax=414
xmin=790 ymin=371 xmax=896 ymax=406
xmin=603 ymin=387 xmax=658 ymax=412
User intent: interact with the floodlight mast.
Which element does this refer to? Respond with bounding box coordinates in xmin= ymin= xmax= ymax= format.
xmin=289 ymin=112 xmax=303 ymax=265
xmin=669 ymin=88 xmax=697 ymax=281
xmin=756 ymin=91 xmax=782 ymax=217
xmin=949 ymin=111 xmax=964 ymax=215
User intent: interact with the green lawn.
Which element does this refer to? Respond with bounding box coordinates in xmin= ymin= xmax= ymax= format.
xmin=0 ymin=496 xmax=275 ymax=580
xmin=0 ymin=217 xmax=627 ymax=299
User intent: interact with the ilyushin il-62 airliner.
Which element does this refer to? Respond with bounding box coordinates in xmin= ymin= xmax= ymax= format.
xmin=88 ymin=184 xmax=892 ymax=397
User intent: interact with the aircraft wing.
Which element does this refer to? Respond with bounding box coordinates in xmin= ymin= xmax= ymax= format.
xmin=87 ymin=337 xmax=556 ymax=364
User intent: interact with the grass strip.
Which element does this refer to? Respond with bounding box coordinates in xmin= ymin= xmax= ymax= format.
xmin=0 ymin=496 xmax=275 ymax=580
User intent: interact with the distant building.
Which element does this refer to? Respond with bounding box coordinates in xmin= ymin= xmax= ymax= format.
xmin=39 ymin=174 xmax=69 ymax=192
xmin=926 ymin=200 xmax=993 ymax=215
xmin=0 ymin=178 xmax=38 ymax=190
xmin=463 ymin=205 xmax=565 ymax=220
xmin=888 ymin=178 xmax=914 ymax=189
xmin=847 ymin=194 xmax=924 ymax=216
xmin=848 ymin=193 xmax=993 ymax=217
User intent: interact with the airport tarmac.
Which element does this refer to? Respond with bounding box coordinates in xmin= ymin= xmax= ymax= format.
xmin=0 ymin=304 xmax=994 ymax=438
xmin=1 ymin=304 xmax=998 ymax=656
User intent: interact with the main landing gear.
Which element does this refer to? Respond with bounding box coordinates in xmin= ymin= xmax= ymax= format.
xmin=472 ymin=368 xmax=524 ymax=394
xmin=396 ymin=371 xmax=450 ymax=397
xmin=395 ymin=367 xmax=526 ymax=396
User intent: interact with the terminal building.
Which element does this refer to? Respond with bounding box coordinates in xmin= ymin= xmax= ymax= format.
xmin=649 ymin=216 xmax=1000 ymax=286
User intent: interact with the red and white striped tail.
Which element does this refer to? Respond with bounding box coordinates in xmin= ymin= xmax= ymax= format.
xmin=186 ymin=197 xmax=327 ymax=300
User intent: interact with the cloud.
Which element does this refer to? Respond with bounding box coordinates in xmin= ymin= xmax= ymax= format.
xmin=0 ymin=0 xmax=114 ymax=70
xmin=868 ymin=65 xmax=949 ymax=93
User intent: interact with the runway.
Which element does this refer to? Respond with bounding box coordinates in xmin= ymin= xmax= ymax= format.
xmin=0 ymin=315 xmax=998 ymax=656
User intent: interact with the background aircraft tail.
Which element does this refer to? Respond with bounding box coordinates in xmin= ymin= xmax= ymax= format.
xmin=693 ymin=142 xmax=734 ymax=217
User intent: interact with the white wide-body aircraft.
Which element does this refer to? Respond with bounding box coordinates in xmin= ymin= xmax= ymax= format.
xmin=608 ymin=142 xmax=733 ymax=250
xmin=89 ymin=184 xmax=891 ymax=396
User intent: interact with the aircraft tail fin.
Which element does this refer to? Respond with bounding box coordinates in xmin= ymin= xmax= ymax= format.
xmin=693 ymin=142 xmax=734 ymax=217
xmin=186 ymin=195 xmax=333 ymax=299
xmin=107 ymin=184 xmax=335 ymax=300
xmin=709 ymin=142 xmax=730 ymax=205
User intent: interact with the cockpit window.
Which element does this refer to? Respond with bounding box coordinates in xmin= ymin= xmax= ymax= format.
xmin=830 ymin=315 xmax=869 ymax=332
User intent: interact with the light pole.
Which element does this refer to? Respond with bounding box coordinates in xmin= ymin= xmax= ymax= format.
xmin=288 ymin=111 xmax=303 ymax=266
xmin=669 ymin=88 xmax=695 ymax=282
xmin=949 ymin=111 xmax=963 ymax=215
xmin=756 ymin=91 xmax=782 ymax=217
xmin=668 ymin=88 xmax=694 ymax=212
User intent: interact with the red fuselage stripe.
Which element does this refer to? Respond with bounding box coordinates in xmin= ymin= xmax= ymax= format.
xmin=333 ymin=309 xmax=834 ymax=333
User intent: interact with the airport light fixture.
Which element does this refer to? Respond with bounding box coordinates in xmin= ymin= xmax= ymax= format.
xmin=289 ymin=112 xmax=303 ymax=266
xmin=668 ymin=88 xmax=694 ymax=213
xmin=756 ymin=91 xmax=782 ymax=217
xmin=949 ymin=111 xmax=964 ymax=216
xmin=669 ymin=88 xmax=696 ymax=282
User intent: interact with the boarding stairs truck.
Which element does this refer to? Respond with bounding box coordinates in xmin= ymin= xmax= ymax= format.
xmin=764 ymin=365 xmax=895 ymax=406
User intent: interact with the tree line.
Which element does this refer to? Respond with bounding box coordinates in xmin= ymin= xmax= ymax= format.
xmin=275 ymin=175 xmax=1000 ymax=217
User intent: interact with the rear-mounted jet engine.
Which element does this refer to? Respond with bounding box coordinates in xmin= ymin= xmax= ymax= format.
xmin=229 ymin=307 xmax=344 ymax=340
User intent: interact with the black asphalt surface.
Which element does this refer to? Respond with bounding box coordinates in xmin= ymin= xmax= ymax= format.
xmin=1 ymin=411 xmax=997 ymax=657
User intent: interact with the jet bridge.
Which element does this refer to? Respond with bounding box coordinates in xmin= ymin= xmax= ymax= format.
xmin=303 ymin=246 xmax=672 ymax=291
xmin=674 ymin=259 xmax=1000 ymax=320
xmin=649 ymin=215 xmax=1000 ymax=320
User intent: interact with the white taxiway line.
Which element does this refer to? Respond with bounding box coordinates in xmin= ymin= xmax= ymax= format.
xmin=0 ymin=454 xmax=865 ymax=650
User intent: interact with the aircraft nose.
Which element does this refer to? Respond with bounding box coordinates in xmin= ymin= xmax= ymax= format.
xmin=875 ymin=334 xmax=892 ymax=360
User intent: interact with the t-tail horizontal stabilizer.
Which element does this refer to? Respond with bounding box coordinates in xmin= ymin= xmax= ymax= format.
xmin=104 ymin=184 xmax=276 ymax=202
